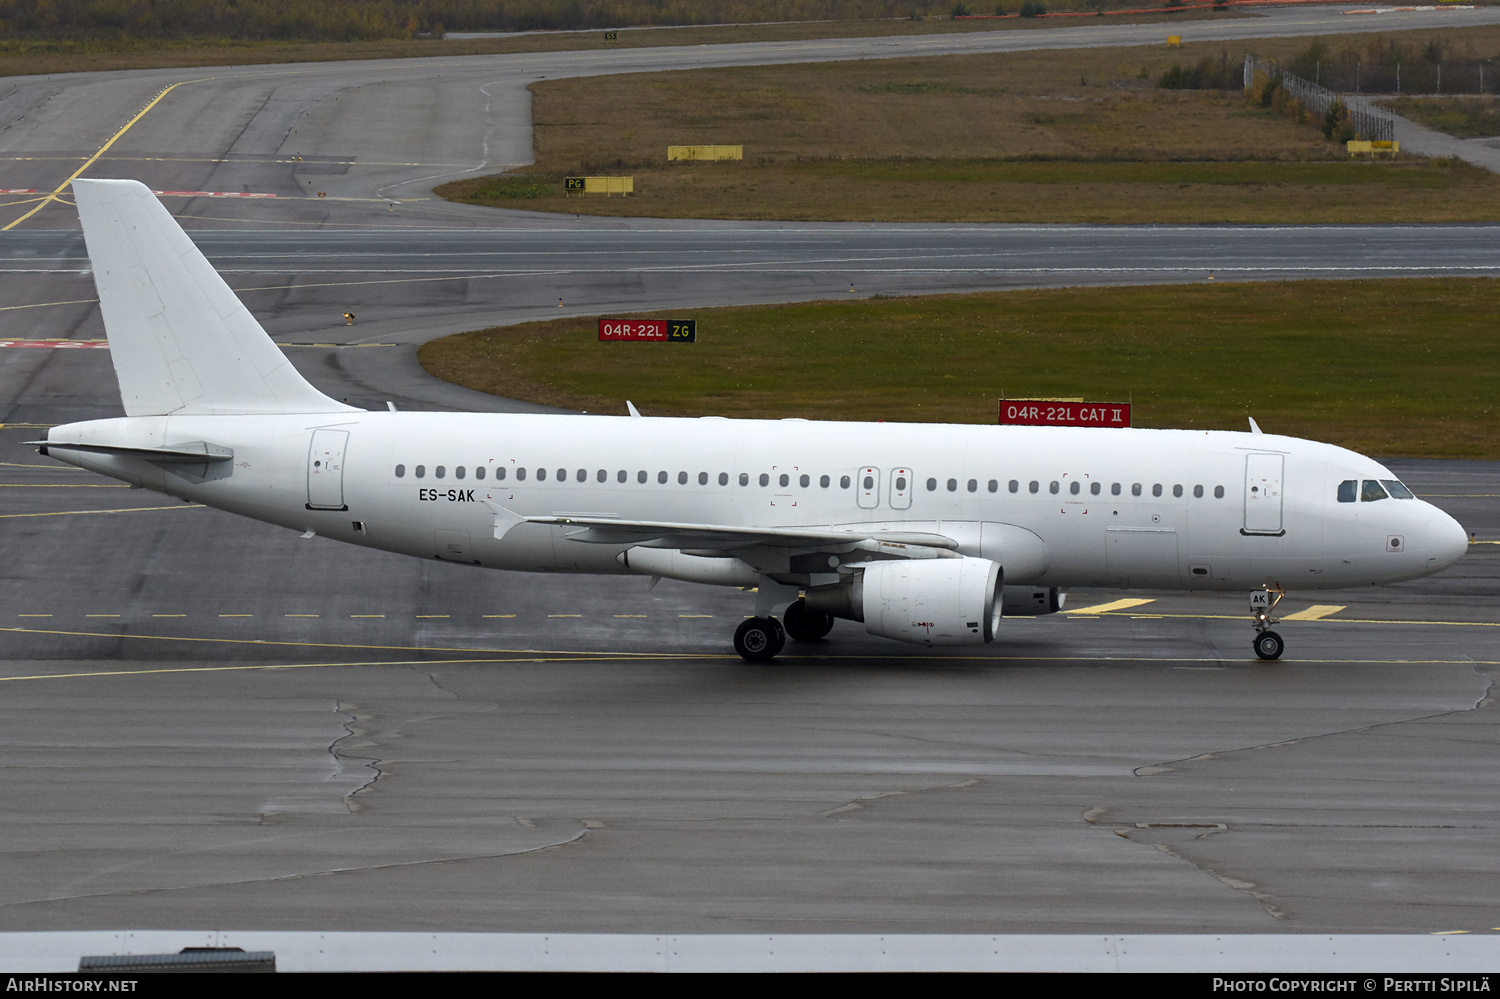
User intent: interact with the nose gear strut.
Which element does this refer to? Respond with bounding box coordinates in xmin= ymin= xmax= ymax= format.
xmin=1250 ymin=586 xmax=1285 ymax=660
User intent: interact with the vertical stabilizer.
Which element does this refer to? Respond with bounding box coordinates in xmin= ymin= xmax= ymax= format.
xmin=72 ymin=179 xmax=358 ymax=416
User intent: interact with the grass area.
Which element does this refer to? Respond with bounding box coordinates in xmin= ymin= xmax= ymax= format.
xmin=438 ymin=27 xmax=1500 ymax=224
xmin=0 ymin=9 xmax=1233 ymax=78
xmin=418 ymin=279 xmax=1500 ymax=459
xmin=1382 ymin=96 xmax=1500 ymax=139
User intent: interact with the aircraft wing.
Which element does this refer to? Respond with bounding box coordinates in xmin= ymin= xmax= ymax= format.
xmin=490 ymin=504 xmax=959 ymax=557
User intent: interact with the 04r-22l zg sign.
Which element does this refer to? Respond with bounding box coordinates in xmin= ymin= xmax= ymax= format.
xmin=598 ymin=319 xmax=696 ymax=342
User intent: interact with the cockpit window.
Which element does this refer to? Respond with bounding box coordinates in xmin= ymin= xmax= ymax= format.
xmin=1361 ymin=480 xmax=1389 ymax=502
xmin=1381 ymin=479 xmax=1415 ymax=499
xmin=1337 ymin=480 xmax=1356 ymax=503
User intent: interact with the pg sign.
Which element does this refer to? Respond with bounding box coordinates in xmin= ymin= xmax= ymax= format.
xmin=999 ymin=400 xmax=1131 ymax=428
xmin=598 ymin=319 xmax=695 ymax=342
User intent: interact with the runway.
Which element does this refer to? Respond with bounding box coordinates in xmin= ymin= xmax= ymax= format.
xmin=0 ymin=7 xmax=1495 ymax=955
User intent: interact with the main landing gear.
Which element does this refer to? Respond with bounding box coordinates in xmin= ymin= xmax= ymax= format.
xmin=1250 ymin=585 xmax=1285 ymax=660
xmin=732 ymin=598 xmax=834 ymax=662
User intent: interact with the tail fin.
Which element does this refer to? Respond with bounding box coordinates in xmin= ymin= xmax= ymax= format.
xmin=72 ymin=179 xmax=358 ymax=417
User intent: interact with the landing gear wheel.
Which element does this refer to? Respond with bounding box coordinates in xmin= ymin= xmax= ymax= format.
xmin=782 ymin=599 xmax=834 ymax=642
xmin=1253 ymin=630 xmax=1285 ymax=661
xmin=734 ymin=616 xmax=786 ymax=662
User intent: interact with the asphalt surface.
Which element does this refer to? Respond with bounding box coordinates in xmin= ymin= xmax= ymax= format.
xmin=0 ymin=8 xmax=1495 ymax=944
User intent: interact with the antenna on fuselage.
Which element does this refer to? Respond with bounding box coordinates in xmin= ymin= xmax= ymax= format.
xmin=1248 ymin=417 xmax=1263 ymax=435
xmin=626 ymin=400 xmax=642 ymax=418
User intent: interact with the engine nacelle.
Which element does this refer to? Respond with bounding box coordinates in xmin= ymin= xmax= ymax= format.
xmin=806 ymin=556 xmax=1002 ymax=646
xmin=1001 ymin=585 xmax=1066 ymax=616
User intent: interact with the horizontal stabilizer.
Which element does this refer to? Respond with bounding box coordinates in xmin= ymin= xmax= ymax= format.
xmin=30 ymin=440 xmax=233 ymax=464
xmin=72 ymin=179 xmax=358 ymax=417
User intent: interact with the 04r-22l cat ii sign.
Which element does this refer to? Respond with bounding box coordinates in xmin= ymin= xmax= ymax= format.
xmin=33 ymin=180 xmax=1468 ymax=662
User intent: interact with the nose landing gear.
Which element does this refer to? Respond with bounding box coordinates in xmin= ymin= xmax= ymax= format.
xmin=1250 ymin=586 xmax=1285 ymax=660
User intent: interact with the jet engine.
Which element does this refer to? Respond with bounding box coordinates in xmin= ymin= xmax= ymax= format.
xmin=805 ymin=556 xmax=1002 ymax=645
xmin=1000 ymin=585 xmax=1066 ymax=616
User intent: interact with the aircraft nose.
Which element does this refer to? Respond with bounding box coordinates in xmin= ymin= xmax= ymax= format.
xmin=1424 ymin=509 xmax=1469 ymax=573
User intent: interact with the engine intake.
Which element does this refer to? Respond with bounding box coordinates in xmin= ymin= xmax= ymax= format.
xmin=806 ymin=556 xmax=1002 ymax=646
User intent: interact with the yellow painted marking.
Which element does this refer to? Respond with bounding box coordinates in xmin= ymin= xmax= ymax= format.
xmin=1130 ymin=614 xmax=1163 ymax=619
xmin=219 ymin=614 xmax=252 ymax=618
xmin=549 ymin=614 xmax=583 ymax=618
xmin=0 ymin=483 xmax=129 ymax=488
xmin=415 ymin=614 xmax=450 ymax=619
xmin=1065 ymin=598 xmax=1156 ymax=615
xmin=0 ymin=462 xmax=81 ymax=469
xmin=482 ymin=614 xmax=516 ymax=619
xmin=151 ymin=614 xmax=186 ymax=618
xmin=0 ymin=504 xmax=203 ymax=519
xmin=3 ymin=78 xmax=209 ymax=231
xmin=284 ymin=614 xmax=320 ymax=618
xmin=0 ymin=299 xmax=99 ymax=313
xmin=679 ymin=614 xmax=713 ymax=618
xmin=1472 ymin=541 xmax=1500 ymax=545
xmin=17 ymin=614 xmax=50 ymax=618
xmin=614 ymin=614 xmax=648 ymax=618
xmin=1432 ymin=931 xmax=1470 ymax=935
xmin=1282 ymin=604 xmax=1347 ymax=622
xmin=351 ymin=614 xmax=385 ymax=618
xmin=85 ymin=614 xmax=120 ymax=618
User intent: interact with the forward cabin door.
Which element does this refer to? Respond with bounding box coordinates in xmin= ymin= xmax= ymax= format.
xmin=1243 ymin=453 xmax=1285 ymax=535
xmin=306 ymin=429 xmax=349 ymax=510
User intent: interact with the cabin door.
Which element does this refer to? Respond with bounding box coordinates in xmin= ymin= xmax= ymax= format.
xmin=1243 ymin=453 xmax=1285 ymax=535
xmin=306 ymin=429 xmax=349 ymax=511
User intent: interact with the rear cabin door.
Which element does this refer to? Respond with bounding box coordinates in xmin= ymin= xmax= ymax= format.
xmin=1243 ymin=453 xmax=1285 ymax=535
xmin=306 ymin=429 xmax=349 ymax=511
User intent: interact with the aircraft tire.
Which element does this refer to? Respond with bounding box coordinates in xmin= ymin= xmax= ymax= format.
xmin=735 ymin=617 xmax=786 ymax=661
xmin=1253 ymin=630 xmax=1285 ymax=661
xmin=782 ymin=599 xmax=834 ymax=643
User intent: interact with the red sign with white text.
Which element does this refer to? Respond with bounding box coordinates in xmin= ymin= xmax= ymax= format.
xmin=999 ymin=401 xmax=1131 ymax=428
xmin=598 ymin=319 xmax=695 ymax=342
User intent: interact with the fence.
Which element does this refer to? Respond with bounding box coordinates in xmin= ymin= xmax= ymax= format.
xmin=1243 ymin=54 xmax=1394 ymax=143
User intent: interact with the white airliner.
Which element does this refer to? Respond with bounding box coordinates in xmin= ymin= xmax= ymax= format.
xmin=33 ymin=180 xmax=1468 ymax=661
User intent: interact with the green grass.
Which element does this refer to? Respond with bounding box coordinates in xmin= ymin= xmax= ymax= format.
xmin=418 ymin=278 xmax=1500 ymax=458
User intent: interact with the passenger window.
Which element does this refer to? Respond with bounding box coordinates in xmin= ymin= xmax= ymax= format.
xmin=1009 ymin=480 xmax=1019 ymax=493
xmin=516 ymin=468 xmax=526 ymax=481
xmin=477 ymin=467 xmax=486 ymax=480
xmin=1152 ymin=484 xmax=1162 ymax=497
xmin=617 ymin=470 xmax=627 ymax=483
xmin=637 ymin=470 xmax=647 ymax=484
xmin=1091 ymin=482 xmax=1101 ymax=495
xmin=896 ymin=475 xmax=908 ymax=491
xmin=1029 ymin=480 xmax=1039 ymax=494
xmin=840 ymin=475 xmax=851 ymax=489
xmin=456 ymin=466 xmax=466 ymax=480
xmin=988 ymin=480 xmax=998 ymax=493
xmin=597 ymin=469 xmax=606 ymax=483
xmin=415 ymin=465 xmax=426 ymax=478
xmin=1214 ymin=485 xmax=1224 ymax=498
xmin=1049 ymin=481 xmax=1059 ymax=494
xmin=967 ymin=479 xmax=977 ymax=492
xmin=799 ymin=474 xmax=810 ymax=488
xmin=1361 ymin=480 xmax=1389 ymax=502
xmin=719 ymin=472 xmax=729 ymax=486
xmin=926 ymin=478 xmax=937 ymax=491
xmin=1131 ymin=483 xmax=1141 ymax=497
xmin=1193 ymin=485 xmax=1203 ymax=498
xmin=699 ymin=472 xmax=709 ymax=485
xmin=1381 ymin=479 xmax=1415 ymax=499
xmin=577 ymin=469 xmax=587 ymax=483
xmin=395 ymin=464 xmax=405 ymax=478
xmin=435 ymin=466 xmax=446 ymax=479
xmin=863 ymin=474 xmax=874 ymax=490
xmin=678 ymin=471 xmax=688 ymax=485
xmin=760 ymin=473 xmax=770 ymax=487
xmin=740 ymin=473 xmax=750 ymax=486
xmin=779 ymin=473 xmax=789 ymax=487
xmin=819 ymin=475 xmax=830 ymax=488
xmin=1069 ymin=481 xmax=1080 ymax=495
xmin=1111 ymin=483 xmax=1121 ymax=495
xmin=947 ymin=478 xmax=958 ymax=492
xmin=494 ymin=467 xmax=505 ymax=481
xmin=658 ymin=471 xmax=668 ymax=484
xmin=557 ymin=468 xmax=566 ymax=482
xmin=535 ymin=468 xmax=545 ymax=482
xmin=1172 ymin=484 xmax=1183 ymax=498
